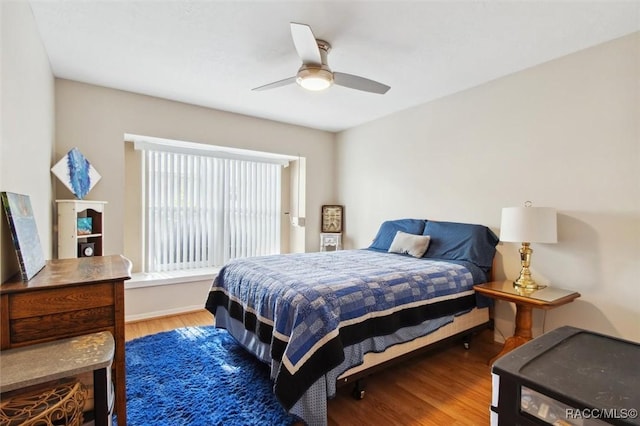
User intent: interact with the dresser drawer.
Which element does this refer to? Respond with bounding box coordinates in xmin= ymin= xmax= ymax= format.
xmin=8 ymin=283 xmax=114 ymax=319
xmin=10 ymin=307 xmax=115 ymax=344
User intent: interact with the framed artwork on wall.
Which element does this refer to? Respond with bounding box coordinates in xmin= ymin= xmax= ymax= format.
xmin=1 ymin=192 xmax=46 ymax=280
xmin=321 ymin=205 xmax=343 ymax=233
xmin=51 ymin=147 xmax=101 ymax=200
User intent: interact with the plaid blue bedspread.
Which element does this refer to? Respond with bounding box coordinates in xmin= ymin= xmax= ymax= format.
xmin=206 ymin=249 xmax=476 ymax=410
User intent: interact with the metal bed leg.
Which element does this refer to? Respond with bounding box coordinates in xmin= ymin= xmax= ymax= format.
xmin=351 ymin=379 xmax=366 ymax=400
xmin=463 ymin=334 xmax=472 ymax=350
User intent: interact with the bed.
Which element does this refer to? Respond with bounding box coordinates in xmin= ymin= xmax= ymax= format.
xmin=205 ymin=219 xmax=499 ymax=425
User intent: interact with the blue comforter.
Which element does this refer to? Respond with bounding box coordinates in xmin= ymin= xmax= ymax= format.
xmin=205 ymin=249 xmax=479 ymax=410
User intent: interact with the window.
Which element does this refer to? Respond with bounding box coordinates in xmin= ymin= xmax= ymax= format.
xmin=132 ymin=136 xmax=288 ymax=272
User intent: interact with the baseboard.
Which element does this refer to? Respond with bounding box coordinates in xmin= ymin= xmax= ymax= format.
xmin=125 ymin=305 xmax=205 ymax=323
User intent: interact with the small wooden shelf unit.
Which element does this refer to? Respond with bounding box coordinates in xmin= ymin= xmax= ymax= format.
xmin=56 ymin=199 xmax=107 ymax=259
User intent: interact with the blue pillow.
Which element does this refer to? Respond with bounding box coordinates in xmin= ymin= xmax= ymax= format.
xmin=369 ymin=219 xmax=426 ymax=251
xmin=422 ymin=221 xmax=499 ymax=270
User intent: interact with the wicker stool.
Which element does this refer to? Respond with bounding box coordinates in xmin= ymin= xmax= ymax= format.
xmin=0 ymin=380 xmax=88 ymax=426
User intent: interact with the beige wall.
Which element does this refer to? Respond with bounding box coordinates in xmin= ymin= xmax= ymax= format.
xmin=55 ymin=80 xmax=336 ymax=271
xmin=5 ymin=2 xmax=638 ymax=340
xmin=1 ymin=0 xmax=55 ymax=282
xmin=336 ymin=33 xmax=640 ymax=342
xmin=125 ymin=279 xmax=213 ymax=322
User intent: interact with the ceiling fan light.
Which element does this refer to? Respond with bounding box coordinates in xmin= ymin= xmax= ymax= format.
xmin=298 ymin=76 xmax=332 ymax=91
xmin=296 ymin=67 xmax=334 ymax=91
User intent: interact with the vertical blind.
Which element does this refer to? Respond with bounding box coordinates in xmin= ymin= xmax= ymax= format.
xmin=144 ymin=150 xmax=281 ymax=272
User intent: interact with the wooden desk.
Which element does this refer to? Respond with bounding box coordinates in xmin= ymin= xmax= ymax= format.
xmin=473 ymin=280 xmax=580 ymax=365
xmin=1 ymin=255 xmax=131 ymax=425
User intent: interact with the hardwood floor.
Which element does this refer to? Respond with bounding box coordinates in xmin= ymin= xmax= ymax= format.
xmin=125 ymin=310 xmax=502 ymax=425
xmin=125 ymin=309 xmax=214 ymax=341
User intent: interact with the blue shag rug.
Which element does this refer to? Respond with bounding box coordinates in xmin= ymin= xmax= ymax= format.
xmin=117 ymin=326 xmax=298 ymax=426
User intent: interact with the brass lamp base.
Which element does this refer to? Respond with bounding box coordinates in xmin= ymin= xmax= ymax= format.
xmin=513 ymin=275 xmax=543 ymax=290
xmin=513 ymin=277 xmax=546 ymax=292
xmin=513 ymin=242 xmax=545 ymax=290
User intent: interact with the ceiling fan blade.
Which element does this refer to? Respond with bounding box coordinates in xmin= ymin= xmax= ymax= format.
xmin=290 ymin=22 xmax=322 ymax=65
xmin=334 ymin=72 xmax=390 ymax=94
xmin=252 ymin=76 xmax=297 ymax=91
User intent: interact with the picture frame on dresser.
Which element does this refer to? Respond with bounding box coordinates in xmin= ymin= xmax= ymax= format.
xmin=0 ymin=192 xmax=46 ymax=281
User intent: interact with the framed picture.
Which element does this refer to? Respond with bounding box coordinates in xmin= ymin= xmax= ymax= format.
xmin=321 ymin=205 xmax=343 ymax=233
xmin=1 ymin=192 xmax=46 ymax=280
xmin=77 ymin=217 xmax=93 ymax=235
xmin=51 ymin=147 xmax=101 ymax=200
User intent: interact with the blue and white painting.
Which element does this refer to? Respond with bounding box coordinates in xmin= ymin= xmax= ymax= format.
xmin=51 ymin=147 xmax=101 ymax=199
xmin=77 ymin=217 xmax=93 ymax=235
xmin=1 ymin=192 xmax=46 ymax=281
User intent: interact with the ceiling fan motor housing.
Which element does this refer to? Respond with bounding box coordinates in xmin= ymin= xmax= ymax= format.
xmin=296 ymin=40 xmax=334 ymax=91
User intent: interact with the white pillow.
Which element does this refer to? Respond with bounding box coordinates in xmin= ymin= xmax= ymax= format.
xmin=388 ymin=231 xmax=431 ymax=258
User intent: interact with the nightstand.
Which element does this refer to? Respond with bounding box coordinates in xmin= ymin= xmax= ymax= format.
xmin=473 ymin=281 xmax=580 ymax=364
xmin=320 ymin=233 xmax=342 ymax=251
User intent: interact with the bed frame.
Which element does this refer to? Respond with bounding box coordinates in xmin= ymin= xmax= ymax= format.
xmin=336 ymin=307 xmax=491 ymax=397
xmin=336 ymin=258 xmax=496 ymax=397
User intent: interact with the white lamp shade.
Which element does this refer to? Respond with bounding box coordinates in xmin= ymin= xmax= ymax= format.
xmin=500 ymin=207 xmax=558 ymax=243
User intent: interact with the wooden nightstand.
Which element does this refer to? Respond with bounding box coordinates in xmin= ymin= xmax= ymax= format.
xmin=473 ymin=280 xmax=580 ymax=364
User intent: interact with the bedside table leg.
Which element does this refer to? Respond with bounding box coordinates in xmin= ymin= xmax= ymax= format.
xmin=489 ymin=304 xmax=534 ymax=365
xmin=513 ymin=304 xmax=533 ymax=340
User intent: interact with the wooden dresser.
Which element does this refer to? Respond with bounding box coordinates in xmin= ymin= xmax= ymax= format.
xmin=1 ymin=255 xmax=131 ymax=426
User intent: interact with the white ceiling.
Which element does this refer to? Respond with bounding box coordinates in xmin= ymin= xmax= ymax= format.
xmin=29 ymin=1 xmax=640 ymax=133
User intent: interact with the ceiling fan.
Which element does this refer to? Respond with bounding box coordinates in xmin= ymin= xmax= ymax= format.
xmin=252 ymin=22 xmax=390 ymax=95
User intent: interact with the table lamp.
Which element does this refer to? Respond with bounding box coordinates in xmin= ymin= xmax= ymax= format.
xmin=500 ymin=202 xmax=557 ymax=290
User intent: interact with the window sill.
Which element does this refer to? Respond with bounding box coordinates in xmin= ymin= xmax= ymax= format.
xmin=126 ymin=267 xmax=220 ymax=289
